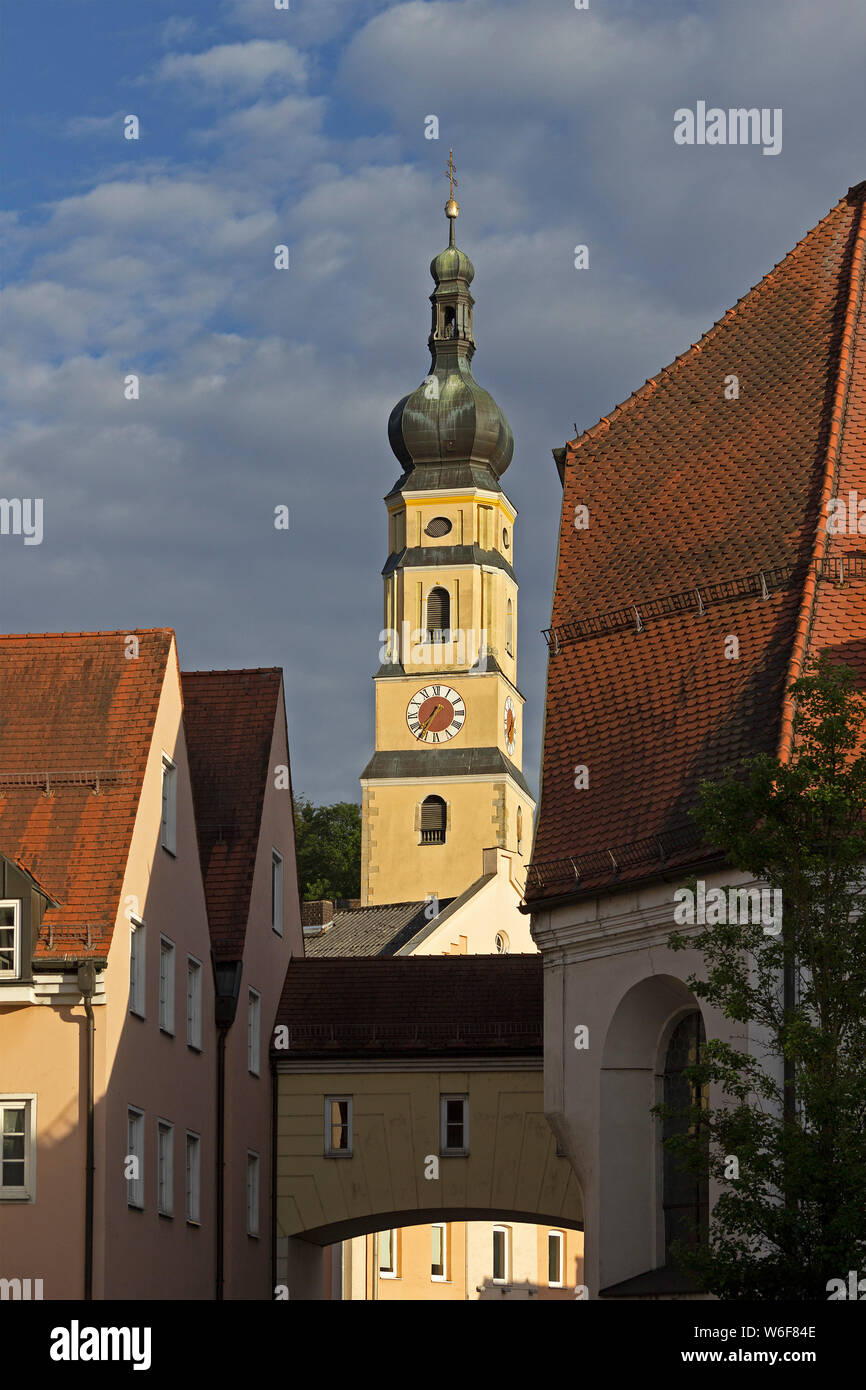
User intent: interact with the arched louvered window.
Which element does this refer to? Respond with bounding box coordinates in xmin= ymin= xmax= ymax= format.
xmin=662 ymin=1011 xmax=709 ymax=1260
xmin=420 ymin=795 xmax=446 ymax=845
xmin=516 ymin=806 xmax=523 ymax=853
xmin=506 ymin=598 xmax=514 ymax=657
xmin=426 ymin=587 xmax=450 ymax=642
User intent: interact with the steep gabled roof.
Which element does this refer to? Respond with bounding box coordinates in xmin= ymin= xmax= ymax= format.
xmin=527 ymin=180 xmax=866 ymax=905
xmin=0 ymin=629 xmax=174 ymax=960
xmin=181 ymin=668 xmax=283 ymax=959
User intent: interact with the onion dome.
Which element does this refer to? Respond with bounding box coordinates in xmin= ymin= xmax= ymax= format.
xmin=387 ymin=158 xmax=513 ymax=492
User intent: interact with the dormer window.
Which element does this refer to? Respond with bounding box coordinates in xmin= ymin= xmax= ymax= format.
xmin=0 ymin=901 xmax=20 ymax=978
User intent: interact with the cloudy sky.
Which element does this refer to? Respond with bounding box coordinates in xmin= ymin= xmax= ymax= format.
xmin=2 ymin=0 xmax=865 ymax=805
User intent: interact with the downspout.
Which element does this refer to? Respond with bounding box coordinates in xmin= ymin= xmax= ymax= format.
xmin=212 ymin=954 xmax=243 ymax=1303
xmin=216 ymin=1023 xmax=228 ymax=1301
xmin=77 ymin=961 xmax=97 ymax=1301
xmin=271 ymin=1063 xmax=277 ymax=1299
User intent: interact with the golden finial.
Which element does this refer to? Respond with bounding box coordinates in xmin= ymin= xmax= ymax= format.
xmin=444 ymin=148 xmax=459 ymax=243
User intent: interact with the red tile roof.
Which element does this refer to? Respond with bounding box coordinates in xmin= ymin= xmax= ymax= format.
xmin=0 ymin=630 xmax=174 ymax=959
xmin=272 ymin=955 xmax=543 ymax=1058
xmin=181 ymin=668 xmax=283 ymax=959
xmin=527 ymin=180 xmax=866 ymax=905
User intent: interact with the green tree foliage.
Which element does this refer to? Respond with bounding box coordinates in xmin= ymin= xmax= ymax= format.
xmin=655 ymin=657 xmax=866 ymax=1298
xmin=293 ymin=795 xmax=361 ymax=902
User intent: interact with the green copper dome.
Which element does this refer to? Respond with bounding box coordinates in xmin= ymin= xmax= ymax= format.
xmin=388 ymin=205 xmax=513 ymax=492
xmin=429 ymin=243 xmax=475 ymax=285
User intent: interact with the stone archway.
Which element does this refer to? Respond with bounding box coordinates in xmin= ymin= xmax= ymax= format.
xmin=598 ymin=974 xmax=705 ymax=1290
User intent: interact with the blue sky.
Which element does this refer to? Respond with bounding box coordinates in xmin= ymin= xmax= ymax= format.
xmin=2 ymin=0 xmax=865 ymax=806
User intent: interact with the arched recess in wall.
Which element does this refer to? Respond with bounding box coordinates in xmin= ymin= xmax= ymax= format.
xmin=598 ymin=975 xmax=707 ymax=1283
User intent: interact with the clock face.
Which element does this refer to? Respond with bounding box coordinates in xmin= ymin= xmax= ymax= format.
xmin=504 ymin=696 xmax=517 ymax=755
xmin=407 ymin=684 xmax=465 ymax=743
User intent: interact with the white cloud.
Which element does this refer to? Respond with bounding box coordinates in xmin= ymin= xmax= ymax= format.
xmin=63 ymin=112 xmax=125 ymax=140
xmin=153 ymin=40 xmax=307 ymax=98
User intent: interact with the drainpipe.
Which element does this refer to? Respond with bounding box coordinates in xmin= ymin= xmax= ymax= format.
xmin=271 ymin=1063 xmax=277 ymax=1299
xmin=212 ymin=954 xmax=243 ymax=1302
xmin=77 ymin=961 xmax=97 ymax=1301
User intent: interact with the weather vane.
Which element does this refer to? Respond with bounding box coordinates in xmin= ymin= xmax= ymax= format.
xmin=446 ymin=149 xmax=458 ymax=201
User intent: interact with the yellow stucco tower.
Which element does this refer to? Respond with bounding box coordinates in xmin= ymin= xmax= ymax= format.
xmin=360 ymin=163 xmax=535 ymax=905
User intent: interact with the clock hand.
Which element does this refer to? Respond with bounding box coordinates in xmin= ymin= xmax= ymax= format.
xmin=419 ymin=702 xmax=444 ymax=734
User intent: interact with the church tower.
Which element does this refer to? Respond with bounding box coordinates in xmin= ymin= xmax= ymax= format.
xmin=360 ymin=158 xmax=535 ymax=905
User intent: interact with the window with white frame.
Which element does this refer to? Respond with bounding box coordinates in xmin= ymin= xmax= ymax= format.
xmin=492 ymin=1225 xmax=511 ymax=1284
xmin=324 ymin=1097 xmax=352 ymax=1156
xmin=379 ymin=1228 xmax=399 ymax=1279
xmin=0 ymin=901 xmax=21 ymax=978
xmin=548 ymin=1230 xmax=564 ymax=1287
xmin=126 ymin=1107 xmax=144 ymax=1209
xmin=271 ymin=850 xmax=283 ymax=935
xmin=431 ymin=1223 xmax=448 ymax=1281
xmin=0 ymin=1096 xmax=36 ymax=1201
xmin=246 ymin=1151 xmax=260 ymax=1236
xmin=440 ymin=1095 xmax=469 ymax=1155
xmin=161 ymin=755 xmax=177 ymax=855
xmin=157 ymin=1120 xmax=174 ymax=1216
xmin=129 ymin=918 xmax=146 ymax=1017
xmin=185 ymin=1131 xmax=201 ymax=1225
xmin=248 ymin=988 xmax=261 ymax=1076
xmin=186 ymin=956 xmax=202 ymax=1050
xmin=159 ymin=937 xmax=175 ymax=1035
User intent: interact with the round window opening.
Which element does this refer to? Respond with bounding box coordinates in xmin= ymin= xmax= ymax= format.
xmin=494 ymin=931 xmax=509 ymax=954
xmin=425 ymin=516 xmax=452 ymax=538
xmin=502 ymin=528 xmax=510 ymax=549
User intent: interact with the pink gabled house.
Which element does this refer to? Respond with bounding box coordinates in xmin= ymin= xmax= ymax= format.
xmin=0 ymin=630 xmax=302 ymax=1300
xmin=182 ymin=666 xmax=303 ymax=1300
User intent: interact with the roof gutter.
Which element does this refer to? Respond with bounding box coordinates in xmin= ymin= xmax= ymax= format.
xmin=76 ymin=960 xmax=97 ymax=1300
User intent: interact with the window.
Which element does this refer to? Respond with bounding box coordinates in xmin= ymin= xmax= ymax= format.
xmin=161 ymin=755 xmax=177 ymax=855
xmin=494 ymin=931 xmax=509 ymax=954
xmin=185 ymin=1132 xmax=201 ymax=1225
xmin=324 ymin=1097 xmax=352 ymax=1156
xmin=271 ymin=850 xmax=283 ymax=936
xmin=431 ymin=1223 xmax=448 ymax=1281
xmin=157 ymin=1121 xmax=174 ymax=1216
xmin=426 ymin=586 xmax=450 ymax=641
xmin=159 ymin=937 xmax=175 ymax=1035
xmin=379 ymin=1229 xmax=399 ymax=1279
xmin=246 ymin=1151 xmax=260 ymax=1236
xmin=248 ymin=989 xmax=261 ymax=1076
xmin=0 ymin=1096 xmax=36 ymax=1201
xmin=0 ymin=901 xmax=21 ymax=978
xmin=186 ymin=957 xmax=202 ymax=1050
xmin=126 ymin=1108 xmax=144 ymax=1209
xmin=492 ymin=1226 xmax=510 ymax=1284
xmin=440 ymin=1095 xmax=468 ymax=1156
xmin=517 ymin=806 xmax=523 ymax=855
xmin=420 ymin=795 xmax=446 ymax=845
xmin=548 ymin=1231 xmax=564 ymax=1287
xmin=129 ymin=918 xmax=146 ymax=1018
xmin=506 ymin=597 xmax=514 ymax=656
xmin=663 ymin=1011 xmax=709 ymax=1258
